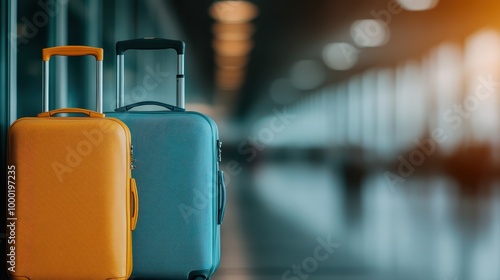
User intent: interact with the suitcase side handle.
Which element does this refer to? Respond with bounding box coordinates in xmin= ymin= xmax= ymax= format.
xmin=116 ymin=38 xmax=186 ymax=109
xmin=115 ymin=101 xmax=185 ymax=112
xmin=130 ymin=178 xmax=139 ymax=231
xmin=37 ymin=108 xmax=105 ymax=118
xmin=42 ymin=46 xmax=104 ymax=113
xmin=218 ymin=171 xmax=226 ymax=224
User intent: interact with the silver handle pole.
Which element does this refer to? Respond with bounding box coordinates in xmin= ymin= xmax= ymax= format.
xmin=117 ymin=54 xmax=125 ymax=108
xmin=42 ymin=61 xmax=49 ymax=112
xmin=177 ymin=54 xmax=185 ymax=109
xmin=96 ymin=60 xmax=103 ymax=113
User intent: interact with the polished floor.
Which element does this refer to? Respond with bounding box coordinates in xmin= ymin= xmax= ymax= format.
xmin=214 ymin=160 xmax=500 ymax=280
xmin=1 ymin=159 xmax=498 ymax=279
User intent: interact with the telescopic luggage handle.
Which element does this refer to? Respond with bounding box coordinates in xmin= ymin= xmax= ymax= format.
xmin=42 ymin=46 xmax=104 ymax=113
xmin=116 ymin=38 xmax=186 ymax=109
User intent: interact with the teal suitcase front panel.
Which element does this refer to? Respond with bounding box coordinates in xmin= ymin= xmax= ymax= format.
xmin=106 ymin=111 xmax=223 ymax=279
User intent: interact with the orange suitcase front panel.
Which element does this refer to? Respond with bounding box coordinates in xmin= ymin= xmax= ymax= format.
xmin=8 ymin=117 xmax=135 ymax=280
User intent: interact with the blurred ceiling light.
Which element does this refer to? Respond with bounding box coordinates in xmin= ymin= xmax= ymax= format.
xmin=217 ymin=75 xmax=245 ymax=86
xmin=209 ymin=1 xmax=259 ymax=23
xmin=213 ymin=39 xmax=254 ymax=56
xmin=215 ymin=69 xmax=245 ymax=85
xmin=218 ymin=81 xmax=245 ymax=91
xmin=270 ymin=78 xmax=301 ymax=105
xmin=322 ymin=42 xmax=359 ymax=71
xmin=215 ymin=55 xmax=249 ymax=69
xmin=351 ymin=19 xmax=390 ymax=48
xmin=218 ymin=78 xmax=245 ymax=86
xmin=397 ymin=0 xmax=439 ymax=11
xmin=290 ymin=60 xmax=326 ymax=90
xmin=217 ymin=68 xmax=245 ymax=80
xmin=212 ymin=23 xmax=255 ymax=40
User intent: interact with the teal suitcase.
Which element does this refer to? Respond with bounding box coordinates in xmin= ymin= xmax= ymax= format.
xmin=106 ymin=38 xmax=226 ymax=280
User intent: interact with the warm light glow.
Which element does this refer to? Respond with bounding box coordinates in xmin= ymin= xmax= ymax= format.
xmin=397 ymin=0 xmax=439 ymax=11
xmin=464 ymin=29 xmax=500 ymax=75
xmin=351 ymin=20 xmax=390 ymax=48
xmin=216 ymin=68 xmax=246 ymax=79
xmin=217 ymin=75 xmax=245 ymax=86
xmin=217 ymin=79 xmax=245 ymax=90
xmin=322 ymin=42 xmax=359 ymax=71
xmin=213 ymin=39 xmax=254 ymax=56
xmin=215 ymin=55 xmax=249 ymax=69
xmin=464 ymin=29 xmax=500 ymax=144
xmin=216 ymin=68 xmax=246 ymax=90
xmin=210 ymin=1 xmax=258 ymax=94
xmin=212 ymin=23 xmax=255 ymax=40
xmin=209 ymin=1 xmax=259 ymax=23
xmin=290 ymin=60 xmax=326 ymax=90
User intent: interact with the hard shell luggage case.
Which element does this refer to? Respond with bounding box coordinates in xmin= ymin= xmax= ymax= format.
xmin=106 ymin=38 xmax=226 ymax=280
xmin=7 ymin=46 xmax=138 ymax=280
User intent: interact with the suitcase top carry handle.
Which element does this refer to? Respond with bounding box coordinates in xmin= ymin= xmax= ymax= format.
xmin=37 ymin=108 xmax=105 ymax=118
xmin=43 ymin=46 xmax=104 ymax=61
xmin=42 ymin=46 xmax=104 ymax=113
xmin=115 ymin=101 xmax=185 ymax=112
xmin=116 ymin=38 xmax=186 ymax=109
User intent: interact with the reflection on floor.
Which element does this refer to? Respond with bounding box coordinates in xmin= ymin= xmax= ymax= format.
xmin=214 ymin=160 xmax=500 ymax=280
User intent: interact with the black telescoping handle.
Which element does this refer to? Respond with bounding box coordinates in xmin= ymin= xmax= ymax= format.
xmin=116 ymin=38 xmax=185 ymax=55
xmin=116 ymin=37 xmax=186 ymax=109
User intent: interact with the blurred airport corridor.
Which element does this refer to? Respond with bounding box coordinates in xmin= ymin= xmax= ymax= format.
xmin=2 ymin=0 xmax=500 ymax=279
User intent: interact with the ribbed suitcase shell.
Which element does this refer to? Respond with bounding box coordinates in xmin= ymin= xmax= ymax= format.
xmin=106 ymin=110 xmax=222 ymax=279
xmin=7 ymin=116 xmax=136 ymax=280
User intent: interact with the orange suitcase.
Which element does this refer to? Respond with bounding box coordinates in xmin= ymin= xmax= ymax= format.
xmin=6 ymin=46 xmax=138 ymax=280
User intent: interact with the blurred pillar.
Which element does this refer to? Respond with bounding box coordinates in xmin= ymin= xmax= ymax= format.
xmin=48 ymin=0 xmax=68 ymax=109
xmin=84 ymin=0 xmax=102 ymax=109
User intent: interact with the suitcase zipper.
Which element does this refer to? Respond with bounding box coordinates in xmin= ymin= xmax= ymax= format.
xmin=217 ymin=140 xmax=222 ymax=163
xmin=130 ymin=144 xmax=136 ymax=170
